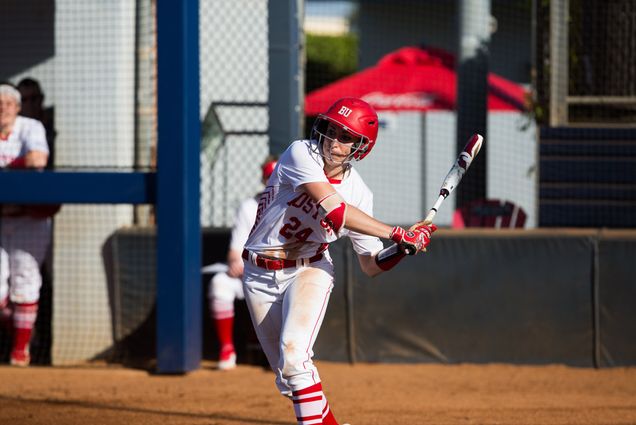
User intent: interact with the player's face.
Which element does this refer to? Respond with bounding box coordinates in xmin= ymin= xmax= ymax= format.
xmin=322 ymin=122 xmax=361 ymax=165
xmin=0 ymin=94 xmax=20 ymax=128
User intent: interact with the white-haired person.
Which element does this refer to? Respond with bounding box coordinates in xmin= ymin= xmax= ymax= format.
xmin=0 ymin=82 xmax=53 ymax=366
xmin=240 ymin=97 xmax=436 ymax=425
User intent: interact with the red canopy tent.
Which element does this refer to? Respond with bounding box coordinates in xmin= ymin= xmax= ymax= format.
xmin=305 ymin=46 xmax=528 ymax=116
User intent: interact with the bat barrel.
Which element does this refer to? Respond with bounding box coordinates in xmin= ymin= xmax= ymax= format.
xmin=463 ymin=134 xmax=483 ymax=159
xmin=419 ymin=134 xmax=484 ymax=228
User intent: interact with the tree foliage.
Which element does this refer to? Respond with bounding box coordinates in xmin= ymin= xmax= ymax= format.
xmin=305 ymin=33 xmax=358 ymax=94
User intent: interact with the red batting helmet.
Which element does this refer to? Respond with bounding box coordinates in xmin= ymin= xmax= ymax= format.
xmin=311 ymin=97 xmax=379 ymax=162
xmin=261 ymin=159 xmax=277 ymax=181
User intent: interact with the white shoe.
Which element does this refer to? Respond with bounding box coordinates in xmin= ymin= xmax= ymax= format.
xmin=217 ymin=351 xmax=237 ymax=371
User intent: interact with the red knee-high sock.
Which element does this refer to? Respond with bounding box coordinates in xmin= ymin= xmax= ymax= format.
xmin=322 ymin=401 xmax=339 ymax=425
xmin=321 ymin=389 xmax=339 ymax=425
xmin=13 ymin=302 xmax=38 ymax=353
xmin=291 ymin=382 xmax=340 ymax=425
xmin=214 ymin=316 xmax=234 ymax=357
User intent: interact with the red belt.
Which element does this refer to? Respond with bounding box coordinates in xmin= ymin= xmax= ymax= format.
xmin=242 ymin=249 xmax=323 ymax=271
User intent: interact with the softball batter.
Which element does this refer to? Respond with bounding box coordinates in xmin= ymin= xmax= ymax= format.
xmin=242 ymin=98 xmax=435 ymax=425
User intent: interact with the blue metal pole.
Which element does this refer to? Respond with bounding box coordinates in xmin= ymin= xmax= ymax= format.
xmin=0 ymin=171 xmax=155 ymax=204
xmin=156 ymin=0 xmax=201 ymax=373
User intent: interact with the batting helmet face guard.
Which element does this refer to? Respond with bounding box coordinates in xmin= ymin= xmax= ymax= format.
xmin=311 ymin=97 xmax=379 ymax=164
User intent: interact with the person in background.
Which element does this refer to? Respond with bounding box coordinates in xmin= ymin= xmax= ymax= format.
xmin=0 ymin=82 xmax=53 ymax=366
xmin=206 ymin=157 xmax=277 ymax=370
xmin=17 ymin=77 xmax=56 ymax=165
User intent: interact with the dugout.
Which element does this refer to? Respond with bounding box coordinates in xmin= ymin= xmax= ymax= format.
xmin=101 ymin=227 xmax=636 ymax=369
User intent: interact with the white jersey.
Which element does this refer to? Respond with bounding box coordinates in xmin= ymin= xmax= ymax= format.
xmin=244 ymin=139 xmax=383 ymax=260
xmin=229 ymin=196 xmax=258 ymax=252
xmin=0 ymin=116 xmax=49 ymax=167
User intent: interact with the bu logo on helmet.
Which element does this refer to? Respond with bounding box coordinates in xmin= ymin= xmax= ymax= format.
xmin=338 ymin=106 xmax=352 ymax=117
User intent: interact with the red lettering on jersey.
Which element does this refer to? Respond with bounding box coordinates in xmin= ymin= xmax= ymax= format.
xmin=284 ymin=192 xmax=333 ymax=236
xmin=280 ymin=216 xmax=302 ymax=238
xmin=302 ymin=197 xmax=315 ymax=214
xmin=294 ymin=227 xmax=313 ymax=242
xmin=287 ymin=192 xmax=309 ymax=208
xmin=251 ymin=187 xmax=275 ymax=235
xmin=280 ymin=216 xmax=315 ymax=242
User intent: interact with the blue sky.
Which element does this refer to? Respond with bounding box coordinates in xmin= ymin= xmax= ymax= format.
xmin=306 ymin=1 xmax=355 ymax=17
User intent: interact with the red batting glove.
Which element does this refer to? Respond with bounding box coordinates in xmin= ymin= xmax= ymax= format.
xmin=411 ymin=224 xmax=437 ymax=252
xmin=390 ymin=226 xmax=423 ymax=255
xmin=390 ymin=224 xmax=437 ymax=255
xmin=412 ymin=223 xmax=437 ymax=249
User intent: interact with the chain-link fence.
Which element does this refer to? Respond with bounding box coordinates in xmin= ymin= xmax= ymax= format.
xmin=536 ymin=0 xmax=636 ymax=126
xmin=1 ymin=1 xmax=149 ymax=366
xmin=535 ymin=0 xmax=636 ymax=227
xmin=200 ymin=0 xmax=271 ymax=227
xmin=0 ymin=0 xmax=634 ymax=367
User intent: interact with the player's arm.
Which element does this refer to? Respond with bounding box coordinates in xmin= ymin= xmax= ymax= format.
xmin=357 ymin=228 xmax=437 ymax=277
xmin=8 ymin=150 xmax=49 ymax=170
xmin=226 ymin=198 xmax=255 ymax=278
xmin=22 ymin=121 xmax=50 ymax=169
xmin=301 ymin=181 xmax=434 ymax=256
xmin=24 ymin=150 xmax=48 ymax=169
xmin=226 ymin=248 xmax=244 ymax=278
xmin=4 ymin=147 xmax=50 ymax=217
xmin=301 ymin=181 xmax=393 ymax=238
xmin=357 ymin=253 xmax=383 ymax=277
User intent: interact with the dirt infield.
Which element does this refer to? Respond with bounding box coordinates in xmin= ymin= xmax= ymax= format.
xmin=1 ymin=361 xmax=635 ymax=425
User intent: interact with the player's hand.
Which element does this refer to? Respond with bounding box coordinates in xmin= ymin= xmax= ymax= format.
xmin=227 ymin=256 xmax=244 ymax=278
xmin=411 ymin=223 xmax=437 ymax=245
xmin=390 ymin=225 xmax=435 ymax=255
xmin=416 ymin=223 xmax=436 ymax=254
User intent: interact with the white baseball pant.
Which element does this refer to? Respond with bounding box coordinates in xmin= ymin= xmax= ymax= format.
xmin=242 ymin=257 xmax=334 ymax=396
xmin=0 ymin=217 xmax=51 ymax=304
xmin=207 ymin=270 xmax=245 ymax=320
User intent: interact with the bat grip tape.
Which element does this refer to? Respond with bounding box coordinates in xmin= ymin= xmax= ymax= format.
xmin=375 ymin=244 xmax=406 ymax=271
